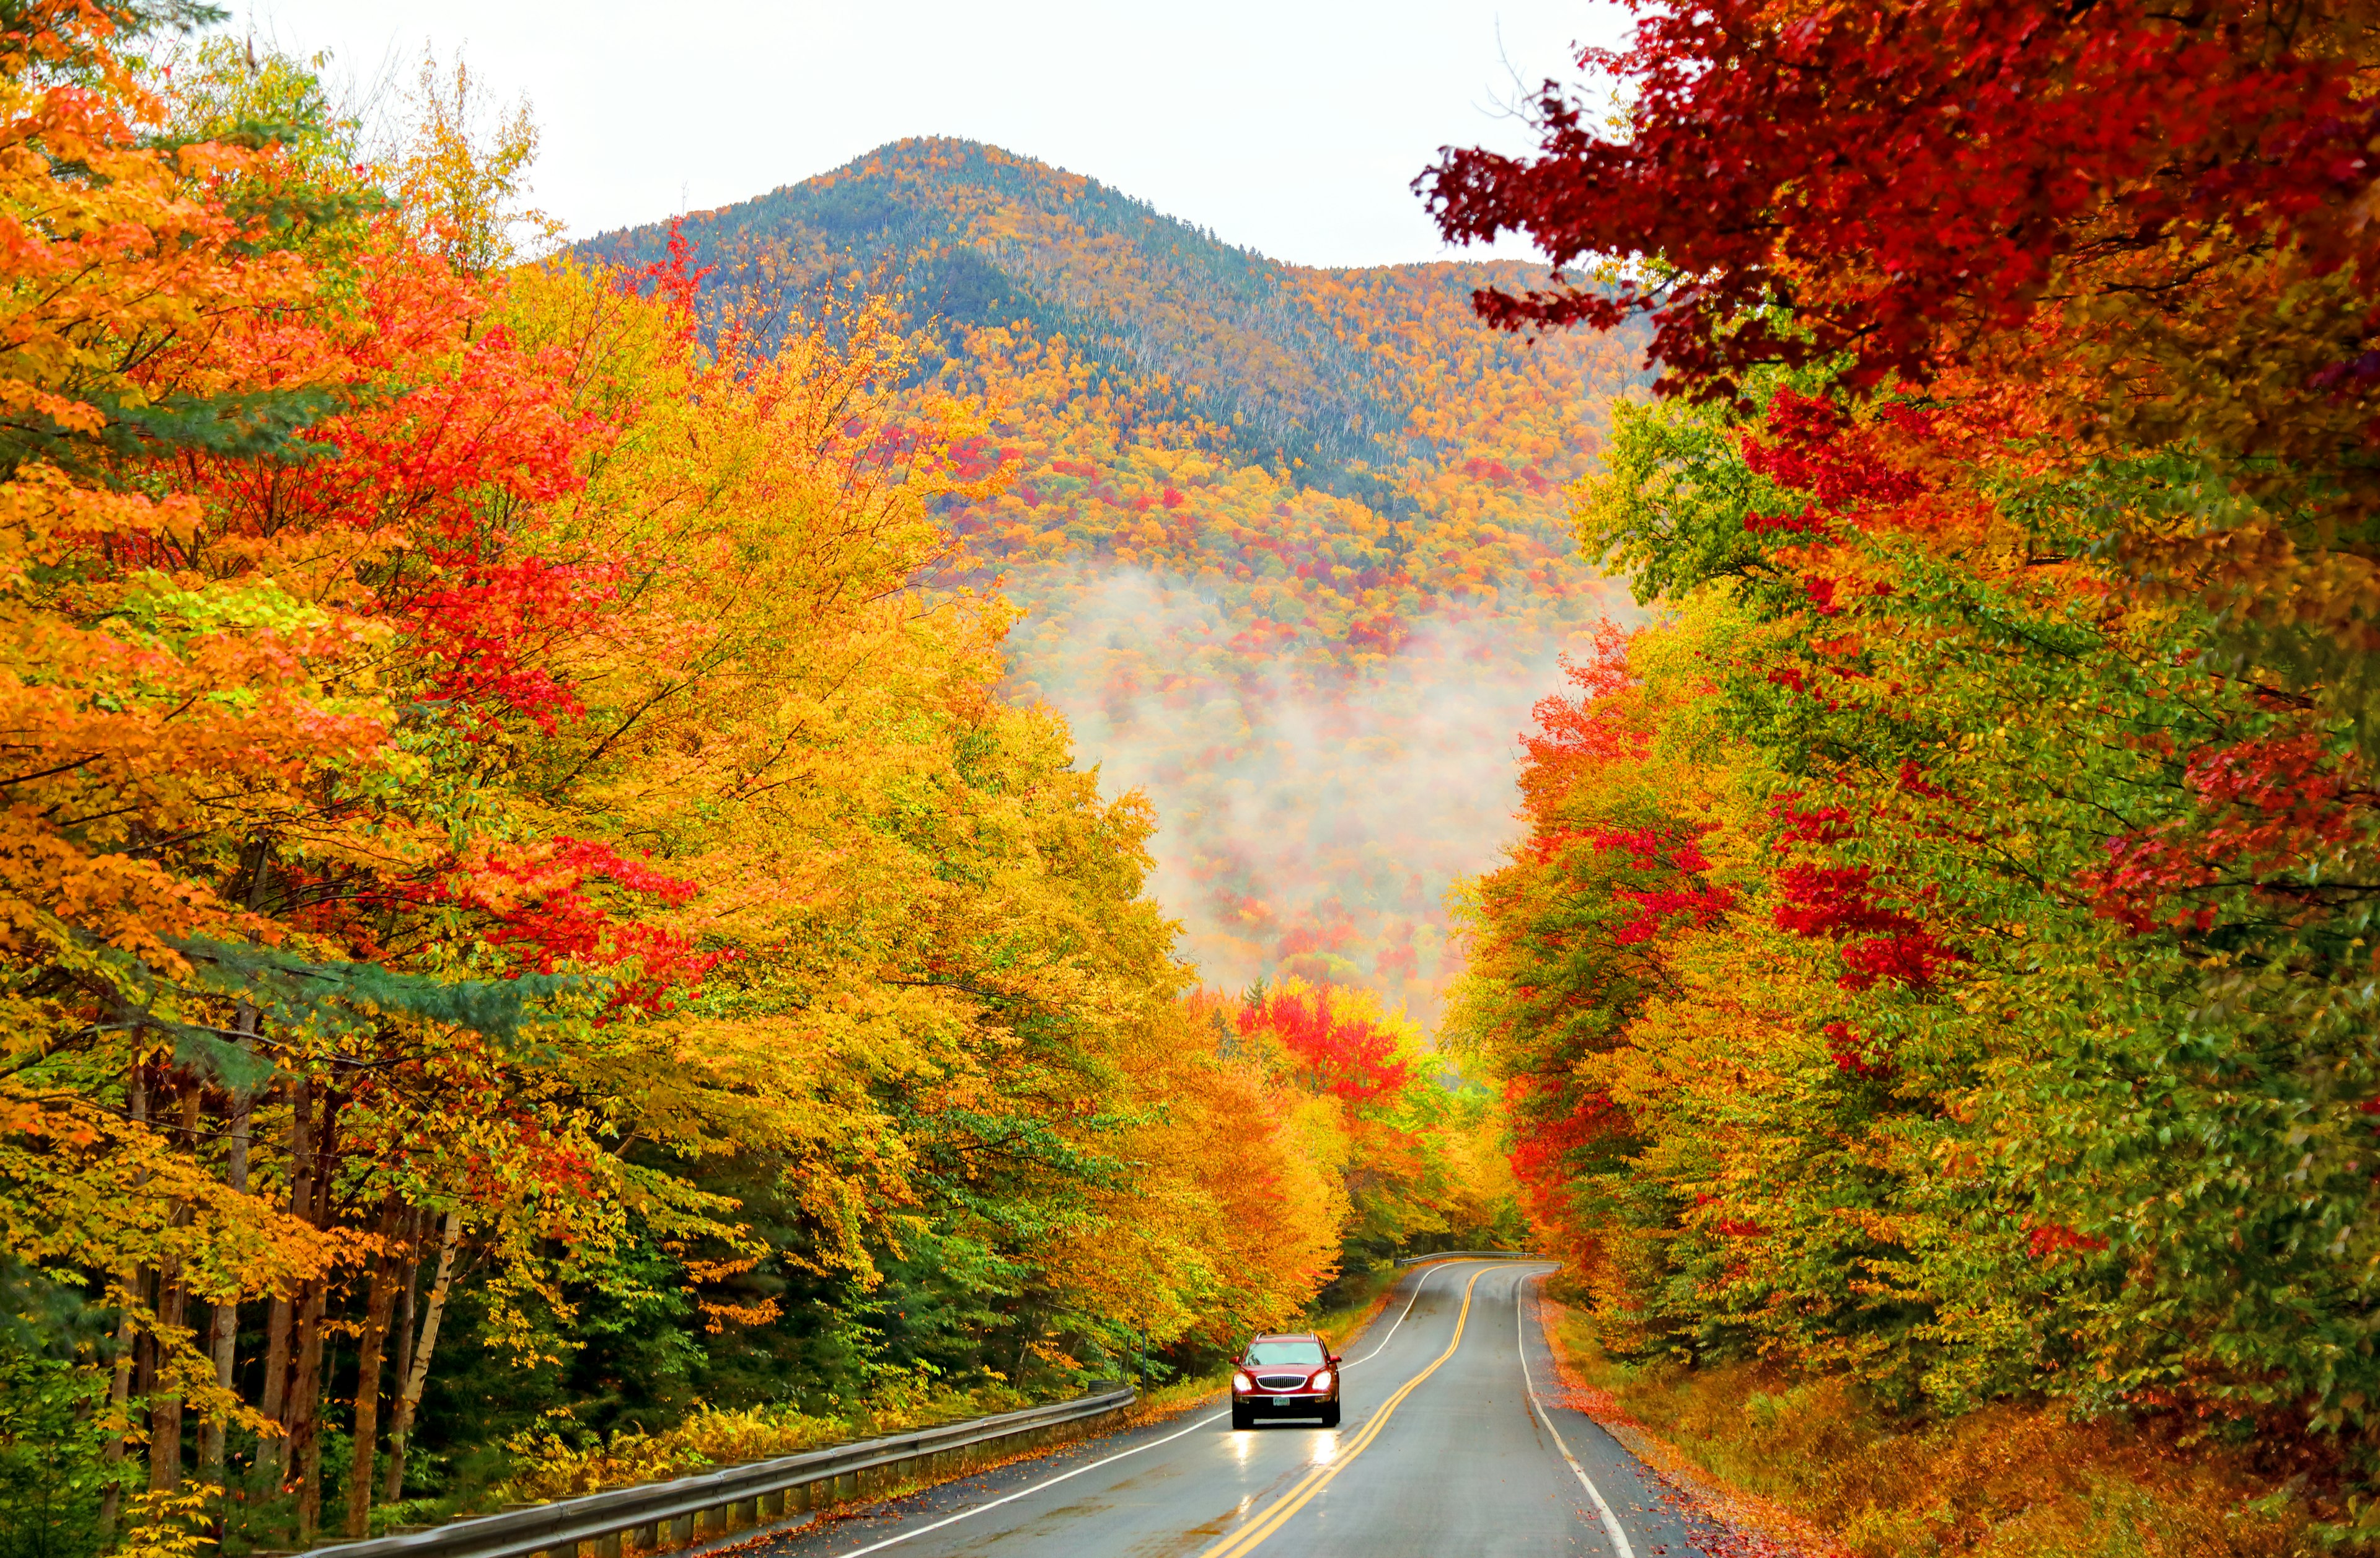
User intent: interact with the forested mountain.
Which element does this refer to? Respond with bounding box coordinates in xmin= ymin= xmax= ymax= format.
xmin=15 ymin=0 xmax=2377 ymax=1552
xmin=583 ymin=139 xmax=1644 ymax=1013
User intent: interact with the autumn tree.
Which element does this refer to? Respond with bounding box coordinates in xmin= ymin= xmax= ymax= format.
xmin=0 ymin=14 xmax=1316 ymax=1552
xmin=1424 ymin=0 xmax=2380 ymax=743
xmin=1427 ymin=1 xmax=2380 ymax=1533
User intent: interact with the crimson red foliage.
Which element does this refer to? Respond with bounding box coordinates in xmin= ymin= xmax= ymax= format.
xmin=1739 ymin=389 xmax=1926 ymax=517
xmin=1420 ymin=1 xmax=2380 ymax=404
xmin=628 ymin=219 xmax=713 ymax=335
xmin=1611 ymin=881 xmax=1734 ymax=946
xmin=1525 ymin=825 xmax=1735 ymax=944
xmin=1773 ymin=863 xmax=1961 ymax=992
xmin=2087 ymin=733 xmax=2373 ymax=933
xmin=453 ymin=839 xmax=720 ymax=1009
xmin=1237 ymin=986 xmax=1411 ymax=1104
xmin=1896 ymin=761 xmax=1949 ymax=800
xmin=2027 ymin=1223 xmax=2109 ymax=1259
xmin=1506 ymin=1075 xmax=1621 ymax=1252
xmin=1822 ymin=1021 xmax=1894 ymax=1079
xmin=1771 ymin=799 xmax=1854 ymax=845
xmin=1523 ymin=619 xmax=1642 ymax=771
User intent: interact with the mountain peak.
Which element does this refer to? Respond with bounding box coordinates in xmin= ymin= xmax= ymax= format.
xmin=580 ymin=151 xmax=1644 ymax=1014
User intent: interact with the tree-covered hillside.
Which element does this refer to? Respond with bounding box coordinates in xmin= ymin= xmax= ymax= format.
xmin=584 ymin=139 xmax=1646 ymax=1012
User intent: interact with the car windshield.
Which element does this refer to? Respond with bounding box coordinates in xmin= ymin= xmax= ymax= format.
xmin=1247 ymin=1339 xmax=1326 ymax=1366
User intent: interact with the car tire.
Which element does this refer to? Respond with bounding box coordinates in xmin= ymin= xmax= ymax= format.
xmin=1320 ymin=1401 xmax=1341 ymax=1428
xmin=1232 ymin=1404 xmax=1254 ymax=1430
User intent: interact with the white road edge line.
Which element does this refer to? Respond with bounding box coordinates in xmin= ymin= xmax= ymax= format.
xmin=824 ymin=1261 xmax=1465 ymax=1556
xmin=1515 ymin=1267 xmax=1637 ymax=1558
xmin=1347 ymin=1257 xmax=1450 ymax=1365
xmin=828 ymin=1406 xmax=1229 ymax=1557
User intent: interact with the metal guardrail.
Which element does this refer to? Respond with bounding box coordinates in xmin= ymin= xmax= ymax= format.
xmin=1391 ymin=1249 xmax=1545 ymax=1267
xmin=302 ymin=1386 xmax=1135 ymax=1558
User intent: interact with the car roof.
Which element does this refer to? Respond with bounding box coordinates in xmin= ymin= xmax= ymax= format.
xmin=1248 ymin=1332 xmax=1322 ymax=1343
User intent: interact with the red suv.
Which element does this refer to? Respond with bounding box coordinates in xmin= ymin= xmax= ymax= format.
xmin=1230 ymin=1332 xmax=1341 ymax=1428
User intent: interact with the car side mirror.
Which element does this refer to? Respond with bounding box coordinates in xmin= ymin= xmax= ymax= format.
xmin=1328 ymin=1355 xmax=1342 ymax=1366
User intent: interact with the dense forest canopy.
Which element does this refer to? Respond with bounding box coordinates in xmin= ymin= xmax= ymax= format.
xmin=0 ymin=9 xmax=1520 ymax=1554
xmin=1429 ymin=0 xmax=2380 ymax=1545
xmin=11 ymin=0 xmax=2380 ymax=1552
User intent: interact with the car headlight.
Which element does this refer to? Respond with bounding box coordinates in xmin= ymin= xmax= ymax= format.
xmin=1232 ymin=1371 xmax=1254 ymax=1393
xmin=1310 ymin=1369 xmax=1333 ymax=1391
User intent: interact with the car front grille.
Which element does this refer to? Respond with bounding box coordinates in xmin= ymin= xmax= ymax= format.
xmin=1253 ymin=1373 xmax=1311 ymax=1391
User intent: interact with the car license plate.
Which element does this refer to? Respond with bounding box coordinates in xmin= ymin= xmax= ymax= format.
xmin=1272 ymin=1396 xmax=1296 ymax=1406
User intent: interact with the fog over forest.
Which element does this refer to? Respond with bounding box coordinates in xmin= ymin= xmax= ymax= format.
xmin=1012 ymin=563 xmax=1614 ymax=1017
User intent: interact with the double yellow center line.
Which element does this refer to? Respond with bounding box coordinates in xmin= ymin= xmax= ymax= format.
xmin=1199 ymin=1265 xmax=1489 ymax=1558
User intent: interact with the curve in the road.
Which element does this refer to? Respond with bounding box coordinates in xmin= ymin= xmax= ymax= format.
xmin=823 ymin=1256 xmax=1486 ymax=1558
xmin=1515 ymin=1273 xmax=1636 ymax=1558
xmin=1194 ymin=1265 xmax=1490 ymax=1558
xmin=752 ymin=1259 xmax=1722 ymax=1558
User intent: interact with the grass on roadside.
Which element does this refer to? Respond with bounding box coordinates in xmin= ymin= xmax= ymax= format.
xmin=491 ymin=1378 xmax=1035 ymax=1506
xmin=1538 ymin=1301 xmax=2325 ymax=1558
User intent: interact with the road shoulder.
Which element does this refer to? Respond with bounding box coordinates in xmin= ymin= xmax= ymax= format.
xmin=1527 ymin=1285 xmax=1833 ymax=1558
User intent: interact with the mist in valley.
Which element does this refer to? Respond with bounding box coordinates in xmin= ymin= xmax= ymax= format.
xmin=1004 ymin=565 xmax=1614 ymax=1023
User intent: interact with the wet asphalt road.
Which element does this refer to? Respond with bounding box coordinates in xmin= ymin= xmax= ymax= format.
xmin=751 ymin=1260 xmax=1721 ymax=1558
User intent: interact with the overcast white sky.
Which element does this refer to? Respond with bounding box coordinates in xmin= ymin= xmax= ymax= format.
xmin=234 ymin=1 xmax=1624 ymax=268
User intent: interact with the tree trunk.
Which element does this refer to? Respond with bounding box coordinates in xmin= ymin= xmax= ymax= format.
xmin=97 ymin=1067 xmax=151 ymax=1541
xmin=390 ymin=1215 xmax=420 ymax=1399
xmin=381 ymin=1209 xmax=459 ymax=1504
xmin=380 ymin=1213 xmax=420 ymax=1502
xmin=212 ymin=845 xmax=275 ymax=1507
xmin=342 ymin=1201 xmax=405 ymax=1537
xmin=255 ymin=1076 xmax=311 ymax=1482
xmin=290 ymin=1088 xmax=341 ymax=1544
xmin=289 ymin=1277 xmax=326 ymax=1542
xmin=148 ymin=1264 xmax=187 ymax=1492
xmin=148 ymin=1078 xmax=201 ymax=1493
xmin=199 ymin=1008 xmax=259 ymax=1489
xmin=252 ymin=1292 xmax=290 ymax=1491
